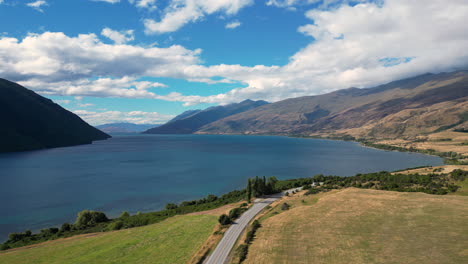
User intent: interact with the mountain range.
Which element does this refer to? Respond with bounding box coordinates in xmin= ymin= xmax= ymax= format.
xmin=143 ymin=99 xmax=269 ymax=134
xmin=150 ymin=71 xmax=468 ymax=140
xmin=96 ymin=123 xmax=160 ymax=134
xmin=0 ymin=79 xmax=110 ymax=152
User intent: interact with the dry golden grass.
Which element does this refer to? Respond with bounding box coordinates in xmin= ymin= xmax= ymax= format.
xmin=376 ymin=131 xmax=468 ymax=156
xmin=244 ymin=188 xmax=468 ymax=264
xmin=395 ymin=165 xmax=468 ymax=175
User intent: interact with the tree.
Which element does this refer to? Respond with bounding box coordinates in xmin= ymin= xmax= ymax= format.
xmin=218 ymin=214 xmax=232 ymax=225
xmin=165 ymin=203 xmax=178 ymax=210
xmin=75 ymin=210 xmax=108 ymax=229
xmin=247 ymin=179 xmax=252 ymax=202
xmin=60 ymin=223 xmax=71 ymax=232
xmin=120 ymin=211 xmax=130 ymax=218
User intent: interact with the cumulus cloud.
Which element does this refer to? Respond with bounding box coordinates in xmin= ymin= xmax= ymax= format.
xmin=93 ymin=0 xmax=120 ymax=3
xmin=0 ymin=31 xmax=200 ymax=86
xmin=185 ymin=0 xmax=468 ymax=104
xmin=2 ymin=0 xmax=468 ymax=107
xmin=19 ymin=76 xmax=167 ymax=99
xmin=101 ymin=27 xmax=135 ymax=44
xmin=225 ymin=21 xmax=241 ymax=29
xmin=144 ymin=0 xmax=253 ymax=34
xmin=129 ymin=0 xmax=157 ymax=10
xmin=27 ymin=0 xmax=48 ymax=12
xmin=73 ymin=110 xmax=174 ymax=125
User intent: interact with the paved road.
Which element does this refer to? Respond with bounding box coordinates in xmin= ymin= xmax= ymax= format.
xmin=205 ymin=188 xmax=301 ymax=264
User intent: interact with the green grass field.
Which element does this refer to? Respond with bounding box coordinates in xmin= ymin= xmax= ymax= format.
xmin=245 ymin=188 xmax=468 ymax=264
xmin=454 ymin=178 xmax=468 ymax=196
xmin=0 ymin=215 xmax=217 ymax=264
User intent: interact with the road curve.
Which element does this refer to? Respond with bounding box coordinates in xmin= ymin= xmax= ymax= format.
xmin=205 ymin=189 xmax=300 ymax=264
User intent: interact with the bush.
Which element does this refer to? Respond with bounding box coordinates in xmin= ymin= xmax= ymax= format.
xmin=75 ymin=210 xmax=108 ymax=229
xmin=165 ymin=203 xmax=178 ymax=210
xmin=60 ymin=223 xmax=71 ymax=232
xmin=120 ymin=211 xmax=130 ymax=218
xmin=0 ymin=244 xmax=10 ymax=251
xmin=108 ymin=220 xmax=124 ymax=231
xmin=281 ymin=203 xmax=290 ymax=211
xmin=218 ymin=214 xmax=232 ymax=225
xmin=305 ymin=189 xmax=319 ymax=195
xmin=229 ymin=207 xmax=247 ymax=220
xmin=237 ymin=244 xmax=249 ymax=263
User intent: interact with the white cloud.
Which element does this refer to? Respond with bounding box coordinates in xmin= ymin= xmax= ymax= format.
xmin=19 ymin=76 xmax=167 ymax=99
xmin=73 ymin=110 xmax=174 ymax=125
xmin=0 ymin=31 xmax=200 ymax=86
xmin=55 ymin=99 xmax=71 ymax=105
xmin=27 ymin=0 xmax=48 ymax=12
xmin=144 ymin=0 xmax=253 ymax=34
xmin=129 ymin=0 xmax=157 ymax=10
xmin=2 ymin=0 xmax=468 ymax=107
xmin=77 ymin=103 xmax=94 ymax=107
xmin=225 ymin=21 xmax=241 ymax=29
xmin=101 ymin=27 xmax=135 ymax=44
xmin=93 ymin=0 xmax=120 ymax=3
xmin=180 ymin=0 xmax=468 ymax=105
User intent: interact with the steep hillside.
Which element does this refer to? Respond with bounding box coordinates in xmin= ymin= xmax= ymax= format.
xmin=0 ymin=78 xmax=110 ymax=152
xmin=198 ymin=71 xmax=468 ymax=139
xmin=143 ymin=99 xmax=269 ymax=134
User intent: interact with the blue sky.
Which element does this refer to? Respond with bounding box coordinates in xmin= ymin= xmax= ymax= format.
xmin=0 ymin=0 xmax=467 ymax=125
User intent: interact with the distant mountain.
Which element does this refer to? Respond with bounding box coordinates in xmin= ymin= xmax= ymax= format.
xmin=143 ymin=100 xmax=269 ymax=134
xmin=96 ymin=123 xmax=160 ymax=133
xmin=166 ymin=109 xmax=202 ymax=124
xmin=197 ymin=71 xmax=468 ymax=139
xmin=0 ymin=78 xmax=111 ymax=152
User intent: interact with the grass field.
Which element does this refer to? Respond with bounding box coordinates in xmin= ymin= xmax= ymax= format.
xmin=244 ymin=188 xmax=468 ymax=264
xmin=0 ymin=215 xmax=217 ymax=264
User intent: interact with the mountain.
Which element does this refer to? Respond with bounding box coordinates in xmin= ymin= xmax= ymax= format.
xmin=197 ymin=71 xmax=468 ymax=139
xmin=166 ymin=109 xmax=202 ymax=124
xmin=96 ymin=123 xmax=160 ymax=133
xmin=143 ymin=100 xmax=269 ymax=134
xmin=0 ymin=78 xmax=111 ymax=152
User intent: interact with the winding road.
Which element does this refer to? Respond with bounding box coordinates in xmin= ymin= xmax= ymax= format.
xmin=205 ymin=188 xmax=301 ymax=264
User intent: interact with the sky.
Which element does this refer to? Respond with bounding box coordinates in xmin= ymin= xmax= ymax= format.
xmin=0 ymin=0 xmax=467 ymax=125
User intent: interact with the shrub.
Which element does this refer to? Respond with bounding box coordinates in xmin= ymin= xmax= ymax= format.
xmin=60 ymin=223 xmax=71 ymax=232
xmin=237 ymin=244 xmax=249 ymax=263
xmin=75 ymin=210 xmax=108 ymax=229
xmin=165 ymin=203 xmax=178 ymax=210
xmin=218 ymin=214 xmax=232 ymax=225
xmin=229 ymin=207 xmax=247 ymax=220
xmin=108 ymin=220 xmax=124 ymax=231
xmin=281 ymin=203 xmax=290 ymax=211
xmin=120 ymin=211 xmax=130 ymax=218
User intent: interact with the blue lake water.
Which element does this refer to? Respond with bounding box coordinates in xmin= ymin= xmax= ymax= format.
xmin=0 ymin=134 xmax=443 ymax=240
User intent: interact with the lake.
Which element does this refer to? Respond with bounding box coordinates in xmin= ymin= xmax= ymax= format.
xmin=0 ymin=134 xmax=443 ymax=240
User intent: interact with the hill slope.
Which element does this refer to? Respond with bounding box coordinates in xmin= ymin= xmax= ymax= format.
xmin=198 ymin=71 xmax=468 ymax=139
xmin=0 ymin=78 xmax=110 ymax=152
xmin=246 ymin=188 xmax=468 ymax=264
xmin=143 ymin=99 xmax=269 ymax=134
xmin=0 ymin=215 xmax=217 ymax=264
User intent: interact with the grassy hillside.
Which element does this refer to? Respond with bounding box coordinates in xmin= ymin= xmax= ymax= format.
xmin=244 ymin=188 xmax=468 ymax=264
xmin=0 ymin=215 xmax=217 ymax=264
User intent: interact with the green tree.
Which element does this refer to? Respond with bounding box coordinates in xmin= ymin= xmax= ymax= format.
xmin=120 ymin=211 xmax=130 ymax=218
xmin=218 ymin=214 xmax=232 ymax=225
xmin=165 ymin=203 xmax=178 ymax=210
xmin=75 ymin=210 xmax=108 ymax=229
